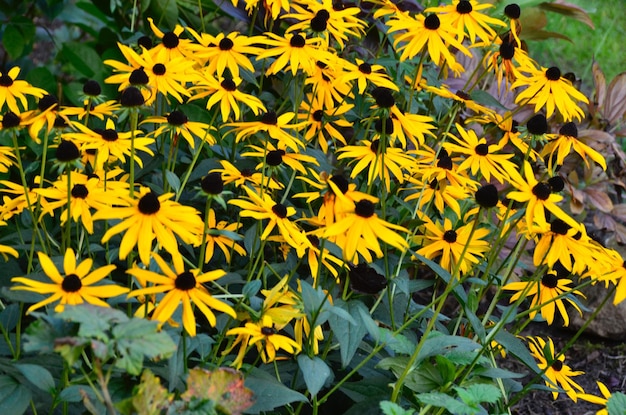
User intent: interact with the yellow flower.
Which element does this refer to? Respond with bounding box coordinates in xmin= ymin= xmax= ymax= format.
xmin=504 ymin=271 xmax=583 ymax=326
xmin=226 ymin=111 xmax=305 ymax=151
xmin=203 ymin=208 xmax=246 ymax=263
xmin=338 ymin=58 xmax=399 ymax=94
xmin=146 ymin=17 xmax=196 ymax=61
xmin=11 ymin=249 xmax=127 ymax=314
xmin=426 ymin=0 xmax=505 ymax=43
xmin=211 ymin=160 xmax=282 ymax=190
xmin=578 ymin=381 xmax=611 ymax=415
xmin=143 ymin=110 xmax=216 ymax=148
xmin=541 ymin=122 xmax=606 ymax=171
xmin=190 ymin=75 xmax=266 ymax=122
xmin=256 ymin=32 xmax=330 ymax=76
xmin=512 ymin=66 xmax=589 ymax=121
xmin=128 ymin=252 xmax=236 ymax=336
xmin=0 ymin=67 xmax=46 ymax=114
xmin=242 ymin=142 xmax=319 ymax=175
xmin=93 ymin=187 xmax=204 ymax=265
xmin=299 ymin=96 xmax=353 ymax=154
xmin=527 ymin=336 xmax=584 ymax=401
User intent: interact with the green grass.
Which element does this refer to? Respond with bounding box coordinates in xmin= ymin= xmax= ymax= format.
xmin=526 ymin=0 xmax=626 ymax=89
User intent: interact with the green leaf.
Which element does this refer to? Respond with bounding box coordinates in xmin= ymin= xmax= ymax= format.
xmin=60 ymin=305 xmax=128 ymax=340
xmin=435 ymin=355 xmax=456 ymax=383
xmin=3 ymin=25 xmax=25 ymax=59
xmin=297 ymin=355 xmax=331 ymax=397
xmin=0 ymin=375 xmax=31 ymax=415
xmin=470 ymin=90 xmax=510 ymax=111
xmin=493 ymin=330 xmax=540 ymax=373
xmin=380 ymin=401 xmax=415 ymax=415
xmin=244 ymin=368 xmax=307 ymax=414
xmin=165 ymin=170 xmax=181 ymax=193
xmin=378 ymin=328 xmax=416 ymax=355
xmin=148 ymin=0 xmax=180 ymax=30
xmin=416 ymin=333 xmax=480 ymax=365
xmin=328 ymin=300 xmax=368 ymax=367
xmin=0 ymin=303 xmax=20 ymax=333
xmin=608 ymin=391 xmax=626 ymax=415
xmin=417 ymin=392 xmax=474 ymax=415
xmin=462 ymin=384 xmax=501 ymax=404
xmin=15 ymin=363 xmax=55 ymax=392
xmin=60 ymin=42 xmax=103 ymax=78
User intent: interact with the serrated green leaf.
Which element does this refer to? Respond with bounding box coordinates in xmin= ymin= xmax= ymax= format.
xmin=435 ymin=355 xmax=456 ymax=383
xmin=60 ymin=305 xmax=128 ymax=340
xmin=297 ymin=355 xmax=331 ymax=397
xmin=244 ymin=368 xmax=307 ymax=413
xmin=15 ymin=363 xmax=55 ymax=392
xmin=464 ymin=384 xmax=501 ymax=404
xmin=380 ymin=400 xmax=414 ymax=415
xmin=608 ymin=391 xmax=626 ymax=415
xmin=114 ymin=318 xmax=176 ymax=375
xmin=3 ymin=25 xmax=25 ymax=59
xmin=417 ymin=392 xmax=474 ymax=415
xmin=378 ymin=328 xmax=415 ymax=355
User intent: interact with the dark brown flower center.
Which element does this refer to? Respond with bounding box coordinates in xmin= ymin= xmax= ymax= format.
xmin=38 ymin=94 xmax=59 ymax=112
xmin=261 ymin=111 xmax=278 ymax=125
xmin=475 ymin=184 xmax=499 ymax=208
xmin=457 ymin=0 xmax=472 ymax=13
xmin=266 ymin=150 xmax=286 ymax=166
xmin=372 ymin=87 xmax=395 ymax=108
xmin=330 ymin=175 xmax=349 ymax=194
xmin=358 ymin=62 xmax=372 ymax=74
xmin=2 ymin=111 xmax=20 ymax=129
xmin=546 ymin=66 xmax=561 ymax=81
xmin=83 ymin=80 xmax=101 ymax=96
xmin=174 ymin=271 xmax=196 ymax=290
xmin=221 ymin=78 xmax=237 ymax=91
xmin=526 ymin=114 xmax=548 ymax=135
xmin=559 ymin=122 xmax=578 ymax=138
xmin=138 ymin=191 xmax=161 ymax=214
xmin=505 ymin=4 xmax=521 ymax=19
xmin=162 ymin=32 xmax=180 ymax=49
xmin=551 ymin=360 xmax=563 ymax=371
xmin=0 ymin=74 xmax=13 ymax=87
xmin=424 ymin=13 xmax=441 ymax=30
xmin=129 ymin=68 xmax=149 ymax=85
xmin=355 ymin=199 xmax=375 ymax=218
xmin=374 ymin=116 xmax=394 ymax=135
xmin=167 ymin=110 xmax=188 ymax=125
xmin=532 ymin=182 xmax=551 ymax=200
xmin=101 ymin=129 xmax=119 ymax=141
xmin=219 ymin=38 xmax=234 ymax=50
xmin=290 ymin=34 xmax=306 ymax=47
xmin=548 ymin=176 xmax=564 ymax=192
xmin=550 ymin=219 xmax=570 ymax=235
xmin=541 ymin=273 xmax=559 ymax=288
xmin=71 ymin=184 xmax=89 ymax=199
xmin=312 ymin=109 xmax=324 ymax=122
xmin=475 ymin=143 xmax=489 ymax=156
xmin=201 ymin=172 xmax=224 ymax=194
xmin=120 ymin=86 xmax=145 ymax=107
xmin=272 ymin=203 xmax=288 ymax=218
xmin=62 ymin=274 xmax=82 ymax=292
xmin=499 ymin=41 xmax=515 ymax=60
xmin=443 ymin=230 xmax=457 ymax=243
xmin=261 ymin=326 xmax=276 ymax=335
xmin=56 ymin=140 xmax=80 ymax=162
xmin=152 ymin=63 xmax=166 ymax=75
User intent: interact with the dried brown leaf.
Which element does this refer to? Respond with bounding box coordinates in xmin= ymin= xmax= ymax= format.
xmin=593 ymin=61 xmax=607 ymax=113
xmin=540 ymin=1 xmax=595 ymax=29
xmin=614 ymin=222 xmax=626 ymax=244
xmin=605 ymin=72 xmax=626 ymax=126
xmin=593 ymin=211 xmax=616 ymax=231
xmin=181 ymin=367 xmax=254 ymax=415
xmin=585 ymin=188 xmax=614 ymax=213
xmin=611 ymin=204 xmax=626 ymax=220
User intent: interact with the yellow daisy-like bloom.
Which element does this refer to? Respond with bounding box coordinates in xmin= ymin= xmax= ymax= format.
xmin=388 ymin=106 xmax=437 ymax=149
xmin=504 ymin=271 xmax=583 ymax=326
xmin=229 ymin=186 xmax=308 ymax=249
xmin=403 ymin=176 xmax=468 ymax=218
xmin=186 ymin=29 xmax=264 ymax=77
xmin=211 ymin=160 xmax=282 ymax=190
xmin=127 ymin=252 xmax=236 ymax=336
xmin=304 ymin=58 xmax=352 ymax=110
xmin=542 ymin=122 xmax=607 ymax=171
xmin=0 ymin=220 xmax=18 ymax=259
xmin=226 ymin=315 xmax=302 ymax=366
xmin=0 ymin=144 xmax=15 ymax=173
xmin=299 ymin=96 xmax=353 ymax=154
xmin=578 ymin=381 xmax=611 ymax=415
xmin=226 ymin=111 xmax=305 ymax=151
xmin=0 ymin=67 xmax=46 ymax=114
xmin=416 ymin=217 xmax=489 ymax=275
xmin=190 ymin=75 xmax=266 ymax=122
xmin=426 ymin=0 xmax=506 ymax=43
xmin=61 ymin=100 xmax=121 ymax=121
xmin=507 ymin=161 xmax=578 ymax=229
xmin=323 ymin=197 xmax=409 ymax=263
xmin=527 ymin=336 xmax=584 ymax=401
xmin=0 ymin=178 xmax=49 ymax=221
xmin=530 ymin=218 xmax=591 ymax=274
xmin=146 ymin=17 xmax=195 ymax=62
xmin=11 ymin=248 xmax=127 ymax=314
xmin=410 ymin=147 xmax=478 ymax=191
xmin=283 ymin=0 xmax=366 ymax=48
xmin=63 ymin=118 xmax=154 ymax=171
xmin=599 ymin=249 xmax=626 ymax=305
xmin=385 ymin=12 xmax=471 ymax=75
xmin=143 ymin=109 xmax=216 ymax=148
xmin=442 ymin=123 xmax=520 ymax=183
xmin=203 ymin=208 xmax=246 ymax=263
xmin=93 ymin=186 xmax=204 ymax=265
xmin=339 ymin=58 xmax=399 ymax=94
xmin=242 ymin=142 xmax=319 ymax=175
xmin=337 ymin=138 xmax=415 ymax=192
xmin=22 ymin=94 xmax=73 ymax=142
xmin=512 ymin=66 xmax=589 ymax=121
xmin=35 ymin=172 xmax=123 ymax=234
xmin=482 ymin=37 xmax=537 ymax=90
xmin=256 ymin=32 xmax=330 ymax=76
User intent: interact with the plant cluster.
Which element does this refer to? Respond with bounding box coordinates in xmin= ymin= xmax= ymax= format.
xmin=1 ymin=0 xmax=626 ymax=414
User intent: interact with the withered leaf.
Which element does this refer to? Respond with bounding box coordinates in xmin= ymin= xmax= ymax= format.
xmin=181 ymin=367 xmax=254 ymax=415
xmin=584 ymin=188 xmax=614 ymax=213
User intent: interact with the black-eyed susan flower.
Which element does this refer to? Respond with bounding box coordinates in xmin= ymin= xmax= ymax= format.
xmin=186 ymin=29 xmax=265 ymax=77
xmin=143 ymin=109 xmax=216 ymax=148
xmin=483 ymin=36 xmax=536 ymax=89
xmin=512 ymin=66 xmax=589 ymax=121
xmin=442 ymin=123 xmax=519 ymax=183
xmin=61 ymin=100 xmax=120 ymax=122
xmin=507 ymin=161 xmax=578 ymax=228
xmin=426 ymin=0 xmax=506 ymax=43
xmin=299 ymin=96 xmax=353 ymax=153
xmin=256 ymin=32 xmax=330 ymax=76
xmin=409 ymin=147 xmax=478 ymax=191
xmin=323 ymin=197 xmax=409 ymax=262
xmin=0 ymin=220 xmax=18 ymax=259
xmin=211 ymin=160 xmax=282 ymax=190
xmin=283 ymin=0 xmax=366 ymax=48
xmin=339 ymin=58 xmax=399 ymax=94
xmin=242 ymin=142 xmax=319 ymax=175
xmin=190 ymin=75 xmax=266 ymax=121
xmin=93 ymin=186 xmax=204 ymax=265
xmin=542 ymin=122 xmax=607 ymax=171
xmin=388 ymin=106 xmax=437 ymax=149
xmin=11 ymin=248 xmax=126 ymax=313
xmin=385 ymin=12 xmax=471 ymax=75
xmin=23 ymin=94 xmax=72 ymax=142
xmin=337 ymin=138 xmax=415 ymax=192
xmin=35 ymin=172 xmax=123 ymax=234
xmin=0 ymin=67 xmax=46 ymax=114
xmin=531 ymin=219 xmax=591 ymax=274
xmin=230 ymin=186 xmax=308 ymax=249
xmin=304 ymin=58 xmax=352 ymax=109
xmin=527 ymin=336 xmax=584 ymax=401
xmin=578 ymin=381 xmax=612 ymax=415
xmin=127 ymin=252 xmax=236 ymax=336
xmin=146 ymin=17 xmax=195 ymax=61
xmin=203 ymin=208 xmax=246 ymax=263
xmin=504 ymin=271 xmax=583 ymax=326
xmin=64 ymin=118 xmax=154 ymax=171
xmin=226 ymin=110 xmax=305 ymax=151
xmin=404 ymin=176 xmax=468 ymax=218
xmin=416 ymin=217 xmax=490 ymax=275
xmin=226 ymin=315 xmax=301 ymax=366
xmin=0 ymin=177 xmax=49 ymax=221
